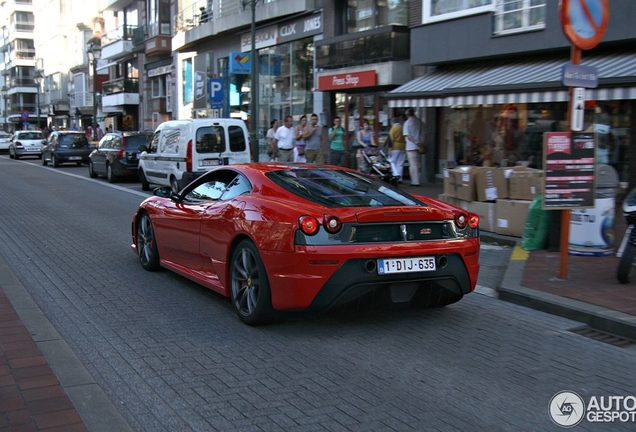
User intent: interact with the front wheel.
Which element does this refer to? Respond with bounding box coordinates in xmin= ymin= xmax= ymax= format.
xmin=52 ymin=155 xmax=59 ymax=167
xmin=137 ymin=213 xmax=160 ymax=271
xmin=88 ymin=161 xmax=97 ymax=178
xmin=139 ymin=170 xmax=150 ymax=191
xmin=617 ymin=242 xmax=636 ymax=284
xmin=230 ymin=240 xmax=274 ymax=325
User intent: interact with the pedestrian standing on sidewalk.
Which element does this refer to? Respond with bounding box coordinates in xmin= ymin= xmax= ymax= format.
xmin=273 ymin=116 xmax=294 ymax=163
xmin=403 ymin=108 xmax=422 ymax=186
xmin=266 ymin=119 xmax=278 ymax=161
xmin=328 ymin=116 xmax=346 ymax=167
xmin=303 ymin=113 xmax=323 ymax=163
xmin=294 ymin=115 xmax=307 ymax=162
xmin=388 ymin=116 xmax=406 ymax=182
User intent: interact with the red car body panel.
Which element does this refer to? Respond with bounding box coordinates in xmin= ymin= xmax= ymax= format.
xmin=131 ymin=163 xmax=481 ymax=312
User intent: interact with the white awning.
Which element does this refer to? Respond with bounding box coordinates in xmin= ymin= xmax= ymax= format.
xmin=388 ymin=51 xmax=636 ymax=107
xmin=96 ymin=61 xmax=118 ymax=72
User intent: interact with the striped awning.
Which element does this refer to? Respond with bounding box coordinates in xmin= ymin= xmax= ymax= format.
xmin=388 ymin=51 xmax=636 ymax=108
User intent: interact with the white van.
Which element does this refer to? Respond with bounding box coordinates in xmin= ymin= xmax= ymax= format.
xmin=138 ymin=119 xmax=251 ymax=191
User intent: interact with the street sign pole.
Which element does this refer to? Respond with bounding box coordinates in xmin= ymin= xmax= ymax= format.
xmin=558 ymin=0 xmax=609 ymax=280
xmin=560 ymin=45 xmax=582 ymax=279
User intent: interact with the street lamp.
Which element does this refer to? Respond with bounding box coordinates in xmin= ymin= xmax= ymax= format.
xmin=86 ymin=40 xmax=102 ymax=141
xmin=242 ymin=0 xmax=260 ymax=162
xmin=1 ymin=85 xmax=7 ymax=132
xmin=34 ymin=69 xmax=43 ymax=130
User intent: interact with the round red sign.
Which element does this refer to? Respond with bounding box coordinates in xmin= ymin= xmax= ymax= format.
xmin=560 ymin=0 xmax=609 ymax=50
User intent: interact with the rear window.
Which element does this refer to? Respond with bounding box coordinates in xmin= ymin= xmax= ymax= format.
xmin=59 ymin=134 xmax=89 ymax=148
xmin=18 ymin=132 xmax=43 ymax=140
xmin=266 ymin=168 xmax=422 ymax=208
xmin=196 ymin=126 xmax=225 ymax=154
xmin=229 ymin=125 xmax=247 ymax=152
xmin=123 ymin=134 xmax=150 ymax=150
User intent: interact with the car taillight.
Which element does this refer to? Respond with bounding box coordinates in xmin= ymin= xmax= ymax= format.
xmin=323 ymin=215 xmax=342 ymax=234
xmin=14 ymin=141 xmax=23 ymax=148
xmin=118 ymin=138 xmax=126 ymax=159
xmin=299 ymin=216 xmax=319 ymax=235
xmin=455 ymin=213 xmax=468 ymax=229
xmin=468 ymin=214 xmax=479 ymax=229
xmin=186 ymin=139 xmax=192 ymax=172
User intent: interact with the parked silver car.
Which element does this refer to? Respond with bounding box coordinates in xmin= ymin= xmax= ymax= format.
xmin=0 ymin=132 xmax=12 ymax=151
xmin=9 ymin=131 xmax=45 ymax=159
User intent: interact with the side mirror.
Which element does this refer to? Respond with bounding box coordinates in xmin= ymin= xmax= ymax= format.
xmin=153 ymin=186 xmax=173 ymax=198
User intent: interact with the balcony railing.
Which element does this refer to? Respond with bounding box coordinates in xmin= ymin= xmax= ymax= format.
xmin=132 ymin=25 xmax=146 ymax=46
xmin=12 ymin=23 xmax=35 ymax=32
xmin=102 ymin=77 xmax=138 ymax=95
xmin=315 ymin=26 xmax=410 ymax=69
xmin=69 ymin=92 xmax=94 ymax=108
xmin=102 ymin=25 xmax=137 ymax=46
xmin=8 ymin=77 xmax=37 ymax=86
xmin=174 ymin=0 xmax=278 ymax=33
xmin=10 ymin=48 xmax=36 ymax=60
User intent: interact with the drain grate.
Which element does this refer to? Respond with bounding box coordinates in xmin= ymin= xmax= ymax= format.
xmin=569 ymin=326 xmax=636 ymax=348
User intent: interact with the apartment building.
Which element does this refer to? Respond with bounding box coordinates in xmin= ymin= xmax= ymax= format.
xmin=0 ymin=0 xmax=39 ymax=131
xmin=388 ymin=0 xmax=636 ymax=184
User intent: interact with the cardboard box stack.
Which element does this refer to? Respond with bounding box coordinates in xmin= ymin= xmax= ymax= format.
xmin=439 ymin=165 xmax=544 ymax=237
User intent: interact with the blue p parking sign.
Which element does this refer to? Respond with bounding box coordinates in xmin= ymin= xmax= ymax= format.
xmin=208 ymin=78 xmax=223 ymax=109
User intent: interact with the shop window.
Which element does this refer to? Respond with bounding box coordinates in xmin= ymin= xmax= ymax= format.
xmin=494 ymin=0 xmax=546 ymax=35
xmin=424 ymin=0 xmax=493 ymax=24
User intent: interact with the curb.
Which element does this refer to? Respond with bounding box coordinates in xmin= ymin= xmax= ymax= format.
xmin=499 ymin=247 xmax=636 ymax=341
xmin=0 ymin=254 xmax=133 ymax=432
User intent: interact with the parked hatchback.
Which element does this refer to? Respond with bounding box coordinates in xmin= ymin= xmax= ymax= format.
xmin=0 ymin=132 xmax=12 ymax=152
xmin=9 ymin=131 xmax=45 ymax=159
xmin=89 ymin=131 xmax=151 ymax=183
xmin=42 ymin=131 xmax=94 ymax=167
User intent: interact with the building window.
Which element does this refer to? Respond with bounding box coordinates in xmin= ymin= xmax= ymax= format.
xmin=494 ymin=0 xmax=546 ymax=34
xmin=424 ymin=0 xmax=493 ymax=23
xmin=347 ymin=0 xmax=409 ymax=33
xmin=151 ymin=75 xmax=166 ymax=98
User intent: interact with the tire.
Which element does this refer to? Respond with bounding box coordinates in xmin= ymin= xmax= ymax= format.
xmin=617 ymin=242 xmax=636 ymax=284
xmin=42 ymin=156 xmax=47 ymax=166
xmin=170 ymin=176 xmax=180 ymax=193
xmin=14 ymin=153 xmax=19 ymax=160
xmin=137 ymin=212 xmax=160 ymax=271
xmin=139 ymin=170 xmax=150 ymax=191
xmin=52 ymin=155 xmax=59 ymax=167
xmin=8 ymin=149 xmax=13 ymax=159
xmin=230 ymin=240 xmax=274 ymax=325
xmin=107 ymin=164 xmax=117 ymax=183
xmin=88 ymin=161 xmax=97 ymax=178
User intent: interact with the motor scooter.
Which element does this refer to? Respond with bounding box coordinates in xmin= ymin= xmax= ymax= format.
xmin=617 ymin=187 xmax=636 ymax=283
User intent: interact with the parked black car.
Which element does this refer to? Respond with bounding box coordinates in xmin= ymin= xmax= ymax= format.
xmin=89 ymin=131 xmax=152 ymax=183
xmin=42 ymin=131 xmax=94 ymax=167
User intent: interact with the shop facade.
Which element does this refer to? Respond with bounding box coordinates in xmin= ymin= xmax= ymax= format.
xmin=389 ymin=0 xmax=636 ymax=184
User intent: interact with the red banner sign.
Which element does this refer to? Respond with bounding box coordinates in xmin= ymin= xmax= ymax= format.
xmin=318 ymin=71 xmax=377 ymax=91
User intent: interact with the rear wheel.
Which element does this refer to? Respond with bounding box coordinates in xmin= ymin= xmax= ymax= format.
xmin=617 ymin=242 xmax=636 ymax=284
xmin=230 ymin=240 xmax=274 ymax=325
xmin=107 ymin=164 xmax=117 ymax=183
xmin=139 ymin=169 xmax=150 ymax=191
xmin=52 ymin=155 xmax=59 ymax=167
xmin=137 ymin=213 xmax=160 ymax=271
xmin=170 ymin=176 xmax=179 ymax=193
xmin=88 ymin=161 xmax=97 ymax=178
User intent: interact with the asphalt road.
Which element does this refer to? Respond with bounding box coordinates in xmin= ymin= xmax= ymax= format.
xmin=1 ymin=155 xmax=635 ymax=431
